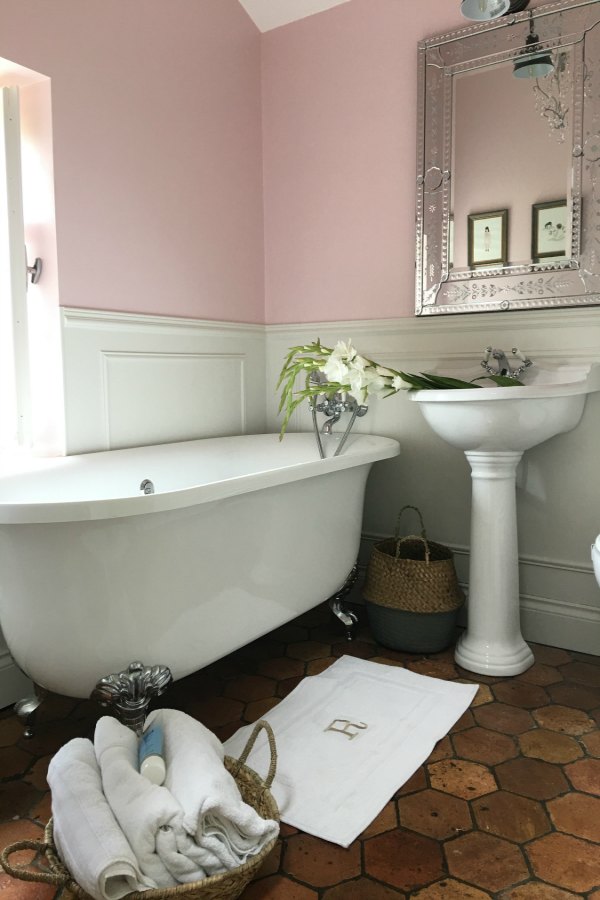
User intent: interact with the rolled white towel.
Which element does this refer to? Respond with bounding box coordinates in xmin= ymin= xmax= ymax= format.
xmin=146 ymin=709 xmax=279 ymax=874
xmin=47 ymin=737 xmax=156 ymax=900
xmin=94 ymin=716 xmax=223 ymax=886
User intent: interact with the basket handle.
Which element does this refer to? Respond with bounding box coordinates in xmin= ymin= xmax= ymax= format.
xmin=235 ymin=719 xmax=277 ymax=788
xmin=394 ymin=534 xmax=431 ymax=564
xmin=394 ymin=505 xmax=430 ymax=563
xmin=394 ymin=505 xmax=426 ymax=540
xmin=0 ymin=839 xmax=69 ymax=887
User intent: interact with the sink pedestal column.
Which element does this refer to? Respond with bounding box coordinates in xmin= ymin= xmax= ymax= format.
xmin=455 ymin=450 xmax=535 ymax=677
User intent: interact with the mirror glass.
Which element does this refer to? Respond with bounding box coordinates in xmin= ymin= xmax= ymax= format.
xmin=416 ymin=0 xmax=600 ymax=315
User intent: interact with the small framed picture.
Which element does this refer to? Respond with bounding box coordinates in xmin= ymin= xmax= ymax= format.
xmin=468 ymin=209 xmax=508 ymax=268
xmin=532 ymin=199 xmax=567 ymax=261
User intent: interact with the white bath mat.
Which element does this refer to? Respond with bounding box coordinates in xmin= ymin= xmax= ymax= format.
xmin=223 ymin=656 xmax=478 ymax=847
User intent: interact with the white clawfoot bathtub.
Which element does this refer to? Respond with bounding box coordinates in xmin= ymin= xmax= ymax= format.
xmin=0 ymin=433 xmax=399 ymax=700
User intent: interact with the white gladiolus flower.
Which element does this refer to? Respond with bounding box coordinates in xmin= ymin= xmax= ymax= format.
xmin=376 ymin=365 xmax=396 ymax=378
xmin=322 ymin=355 xmax=350 ymax=384
xmin=392 ymin=374 xmax=411 ymax=391
xmin=330 ymin=339 xmax=357 ymax=362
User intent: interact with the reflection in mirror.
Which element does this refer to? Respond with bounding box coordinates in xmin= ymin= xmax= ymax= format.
xmin=451 ymin=53 xmax=573 ymax=271
xmin=416 ymin=0 xmax=600 ymax=315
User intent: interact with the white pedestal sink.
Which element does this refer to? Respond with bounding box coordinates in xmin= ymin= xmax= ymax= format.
xmin=411 ymin=362 xmax=600 ymax=677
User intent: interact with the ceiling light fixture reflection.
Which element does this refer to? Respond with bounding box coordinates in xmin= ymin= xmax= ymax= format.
xmin=460 ymin=0 xmax=529 ymax=22
xmin=513 ymin=14 xmax=554 ymax=79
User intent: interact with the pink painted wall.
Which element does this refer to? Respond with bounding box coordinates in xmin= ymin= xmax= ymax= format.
xmin=262 ymin=0 xmax=461 ymax=323
xmin=262 ymin=0 xmax=554 ymax=323
xmin=0 ymin=0 xmax=264 ymax=323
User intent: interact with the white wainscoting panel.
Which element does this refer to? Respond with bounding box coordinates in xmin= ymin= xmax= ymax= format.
xmin=61 ymin=309 xmax=266 ymax=454
xmin=265 ymin=309 xmax=600 ymax=653
xmin=103 ymin=352 xmax=246 ymax=449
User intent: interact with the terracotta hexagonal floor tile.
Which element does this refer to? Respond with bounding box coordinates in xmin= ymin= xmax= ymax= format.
xmin=516 ymin=662 xmax=563 ymax=686
xmin=322 ymin=878 xmax=406 ymax=898
xmin=0 ymin=715 xmax=26 ymax=748
xmin=495 ymin=757 xmax=568 ymax=800
xmin=492 ymin=681 xmax=549 ymax=709
xmin=449 ymin=708 xmax=475 ymax=733
xmin=559 ymin=661 xmax=600 ymax=686
xmin=30 ymin=790 xmax=52 ymax=825
xmin=364 ymin=830 xmax=444 ymax=892
xmin=547 ymin=792 xmax=600 ymax=842
xmin=530 ymin=644 xmax=572 ymax=666
xmin=275 ymin=676 xmax=304 ymax=699
xmin=533 ymin=704 xmax=595 ymax=735
xmin=548 ymin=681 xmax=600 ymax=710
xmin=452 ymin=726 xmax=518 ymax=765
xmin=499 ymin=884 xmax=582 ymax=899
xmin=359 ymin=800 xmax=397 ymax=839
xmin=0 ymin=872 xmax=58 ymax=899
xmin=395 ymin=766 xmax=427 ymax=797
xmin=244 ymin=697 xmax=281 ymax=722
xmin=305 ymin=657 xmax=336 ymax=675
xmin=411 ymin=879 xmax=492 ymax=899
xmin=283 ymin=833 xmax=360 ymax=887
xmin=472 ymin=790 xmax=550 ymax=842
xmin=370 ymin=655 xmax=408 ymax=668
xmin=23 ymin=755 xmax=51 ymax=792
xmin=0 ymin=745 xmax=34 ymax=779
xmin=332 ymin=640 xmax=376 ymax=660
xmin=582 ymin=731 xmax=600 ymax=757
xmin=527 ymin=832 xmax=600 ymax=893
xmin=428 ymin=758 xmax=497 ymax=799
xmin=243 ymin=874 xmax=318 ymax=899
xmin=427 ymin=735 xmax=453 ymax=763
xmin=444 ymin=831 xmax=528 ymax=893
xmin=398 ymin=788 xmax=471 ymax=839
xmin=224 ymin=675 xmax=276 ymax=703
xmin=518 ymin=728 xmax=583 ymax=764
xmin=564 ymin=756 xmax=600 ymax=794
xmin=406 ymin=659 xmax=459 ymax=680
xmin=473 ymin=701 xmax=534 ymax=734
xmin=0 ymin=780 xmax=41 ymax=821
xmin=258 ymin=656 xmax=305 ymax=681
xmin=287 ymin=641 xmax=331 ymax=662
xmin=187 ymin=695 xmax=243 ymax=728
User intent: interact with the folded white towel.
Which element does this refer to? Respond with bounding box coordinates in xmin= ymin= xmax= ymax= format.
xmin=94 ymin=716 xmax=182 ymax=887
xmin=146 ymin=709 xmax=279 ymax=877
xmin=47 ymin=737 xmax=156 ymax=900
xmin=95 ymin=715 xmax=255 ymax=886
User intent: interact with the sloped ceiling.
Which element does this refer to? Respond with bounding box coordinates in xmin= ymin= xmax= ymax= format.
xmin=238 ymin=0 xmax=351 ymax=32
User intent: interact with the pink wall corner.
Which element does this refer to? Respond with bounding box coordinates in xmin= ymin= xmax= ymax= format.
xmin=261 ymin=0 xmax=557 ymax=324
xmin=0 ymin=0 xmax=264 ymax=323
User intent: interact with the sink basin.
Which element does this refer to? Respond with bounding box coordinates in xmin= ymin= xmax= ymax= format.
xmin=410 ymin=362 xmax=600 ymax=452
xmin=410 ymin=362 xmax=600 ymax=676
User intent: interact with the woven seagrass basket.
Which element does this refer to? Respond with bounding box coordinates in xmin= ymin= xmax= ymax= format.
xmin=0 ymin=720 xmax=279 ymax=900
xmin=363 ymin=506 xmax=464 ymax=652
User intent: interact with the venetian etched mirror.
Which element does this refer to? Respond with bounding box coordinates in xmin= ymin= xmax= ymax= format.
xmin=415 ymin=0 xmax=600 ymax=315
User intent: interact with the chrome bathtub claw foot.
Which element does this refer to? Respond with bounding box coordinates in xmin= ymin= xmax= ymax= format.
xmin=91 ymin=661 xmax=173 ymax=735
xmin=14 ymin=684 xmax=48 ymax=738
xmin=328 ymin=563 xmax=359 ymax=641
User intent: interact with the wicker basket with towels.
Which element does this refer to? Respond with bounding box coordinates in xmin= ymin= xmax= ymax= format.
xmin=0 ymin=719 xmax=279 ymax=900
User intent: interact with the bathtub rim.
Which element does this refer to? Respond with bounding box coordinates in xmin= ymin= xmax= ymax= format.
xmin=0 ymin=432 xmax=400 ymax=525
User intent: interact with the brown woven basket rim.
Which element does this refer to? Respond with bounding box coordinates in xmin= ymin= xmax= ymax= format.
xmin=374 ymin=536 xmax=453 ymax=561
xmin=42 ymin=754 xmax=279 ymax=899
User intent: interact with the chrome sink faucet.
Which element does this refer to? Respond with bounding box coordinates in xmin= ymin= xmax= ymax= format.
xmin=481 ymin=347 xmax=533 ymax=379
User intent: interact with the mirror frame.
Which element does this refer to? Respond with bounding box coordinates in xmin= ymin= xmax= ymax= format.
xmin=415 ymin=0 xmax=600 ymax=316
